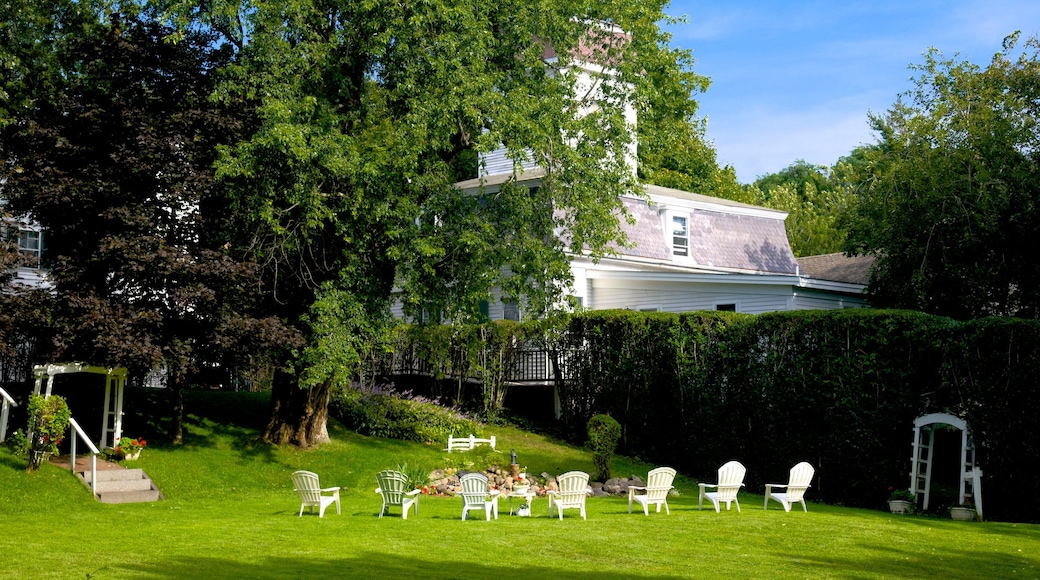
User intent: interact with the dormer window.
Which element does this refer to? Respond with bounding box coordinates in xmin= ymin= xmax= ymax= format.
xmin=672 ymin=216 xmax=688 ymax=257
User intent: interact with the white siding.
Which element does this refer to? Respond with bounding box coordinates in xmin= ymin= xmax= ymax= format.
xmin=588 ymin=280 xmax=795 ymax=314
xmin=792 ymin=292 xmax=867 ymax=311
xmin=479 ymin=147 xmax=538 ymax=177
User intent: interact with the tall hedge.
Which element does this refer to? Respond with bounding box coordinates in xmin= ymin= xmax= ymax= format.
xmin=559 ymin=309 xmax=1040 ymax=522
xmin=396 ymin=309 xmax=1040 ymax=522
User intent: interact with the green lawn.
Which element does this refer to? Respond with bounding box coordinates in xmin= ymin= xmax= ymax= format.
xmin=1 ymin=391 xmax=1037 ymax=579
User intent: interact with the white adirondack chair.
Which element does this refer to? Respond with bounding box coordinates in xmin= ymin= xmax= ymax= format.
xmin=628 ymin=467 xmax=677 ymax=516
xmin=458 ymin=472 xmax=500 ymax=521
xmin=698 ymin=460 xmax=747 ymax=512
xmin=548 ymin=471 xmax=590 ymax=520
xmin=375 ymin=470 xmax=421 ymax=519
xmin=764 ymin=462 xmax=815 ymax=512
xmin=291 ymin=470 xmax=341 ymax=517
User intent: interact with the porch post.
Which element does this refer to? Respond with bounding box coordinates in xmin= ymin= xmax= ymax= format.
xmin=101 ymin=375 xmax=113 ymax=448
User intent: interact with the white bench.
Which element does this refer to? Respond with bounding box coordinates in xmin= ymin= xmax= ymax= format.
xmin=446 ymin=434 xmax=497 ymax=453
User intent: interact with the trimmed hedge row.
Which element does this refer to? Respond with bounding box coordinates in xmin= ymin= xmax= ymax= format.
xmin=561 ymin=309 xmax=1040 ymax=522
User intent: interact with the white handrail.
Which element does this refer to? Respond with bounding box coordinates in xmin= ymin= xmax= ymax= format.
xmin=68 ymin=417 xmax=100 ymax=496
xmin=0 ymin=386 xmax=16 ymax=443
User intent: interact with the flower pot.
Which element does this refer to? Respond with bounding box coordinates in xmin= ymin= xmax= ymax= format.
xmin=512 ymin=485 xmax=529 ymax=495
xmin=950 ymin=506 xmax=976 ymax=521
xmin=122 ymin=450 xmax=141 ymax=461
xmin=888 ymin=500 xmax=913 ymax=514
xmin=516 ymin=506 xmax=530 ymax=517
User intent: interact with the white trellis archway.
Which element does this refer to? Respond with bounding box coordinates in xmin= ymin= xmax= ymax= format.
xmin=910 ymin=412 xmax=983 ymax=519
xmin=33 ymin=362 xmax=128 ymax=450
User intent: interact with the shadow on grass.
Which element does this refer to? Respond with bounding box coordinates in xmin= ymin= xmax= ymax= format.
xmin=0 ymin=451 xmax=26 ymax=472
xmin=123 ymin=388 xmax=273 ymax=450
xmin=784 ymin=537 xmax=1039 ymax=579
xmin=117 ymin=553 xmax=689 ymax=580
xmin=883 ymin=507 xmax=1040 ymax=540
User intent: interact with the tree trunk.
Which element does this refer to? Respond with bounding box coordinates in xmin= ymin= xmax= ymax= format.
xmin=171 ymin=381 xmax=185 ymax=445
xmin=168 ymin=362 xmax=187 ymax=445
xmin=263 ymin=369 xmax=332 ymax=447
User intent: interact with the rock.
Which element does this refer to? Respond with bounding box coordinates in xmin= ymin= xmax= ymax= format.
xmin=430 ymin=469 xmax=445 ymax=480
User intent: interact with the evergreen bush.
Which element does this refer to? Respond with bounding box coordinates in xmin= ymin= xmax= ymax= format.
xmin=587 ymin=413 xmax=621 ymax=482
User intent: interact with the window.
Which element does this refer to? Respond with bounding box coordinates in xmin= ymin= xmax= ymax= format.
xmin=503 ymin=301 xmax=521 ymax=322
xmin=18 ymin=230 xmax=40 ymax=253
xmin=672 ymin=216 xmax=688 ymax=257
xmin=715 ymin=303 xmax=737 ymax=312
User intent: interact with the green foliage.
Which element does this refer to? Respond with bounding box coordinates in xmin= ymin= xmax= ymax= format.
xmin=25 ymin=394 xmax=71 ymax=471
xmin=748 ymin=160 xmax=853 ymax=257
xmin=888 ymin=488 xmax=916 ymax=503
xmin=587 ymin=414 xmax=621 ymax=482
xmin=394 ymin=462 xmax=432 ymax=490
xmin=843 ymin=33 xmax=1040 ymax=318
xmin=329 ymin=385 xmax=481 ymax=445
xmin=382 ymin=320 xmax=547 ymax=420
xmin=440 ymin=445 xmax=501 ymax=473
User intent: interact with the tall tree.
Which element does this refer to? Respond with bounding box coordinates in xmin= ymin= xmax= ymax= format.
xmin=751 ymin=160 xmax=853 ymax=257
xmin=2 ymin=8 xmax=287 ymax=441
xmin=159 ymin=0 xmax=698 ymax=445
xmin=843 ymin=33 xmax=1040 ymax=318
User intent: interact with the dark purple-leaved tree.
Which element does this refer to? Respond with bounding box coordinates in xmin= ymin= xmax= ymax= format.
xmin=1 ymin=6 xmax=295 ymax=442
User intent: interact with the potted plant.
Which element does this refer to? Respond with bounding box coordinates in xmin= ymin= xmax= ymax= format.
xmin=512 ymin=472 xmax=530 ymax=495
xmin=515 ymin=501 xmax=531 ymax=517
xmin=950 ymin=497 xmax=977 ymax=521
xmin=115 ymin=437 xmax=147 ymax=460
xmin=887 ymin=487 xmax=916 ymax=514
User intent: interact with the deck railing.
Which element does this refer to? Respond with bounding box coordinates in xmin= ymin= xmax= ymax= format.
xmin=68 ymin=417 xmax=100 ymax=496
xmin=386 ymin=344 xmax=575 ymax=384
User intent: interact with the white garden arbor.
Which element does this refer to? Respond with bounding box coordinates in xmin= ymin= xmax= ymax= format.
xmin=910 ymin=412 xmax=983 ymax=519
xmin=33 ymin=362 xmax=128 ymax=450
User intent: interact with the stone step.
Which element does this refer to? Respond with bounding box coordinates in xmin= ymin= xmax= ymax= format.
xmin=97 ymin=489 xmax=163 ymax=504
xmin=49 ymin=454 xmax=164 ymax=504
xmin=94 ymin=477 xmax=154 ymax=493
xmin=81 ymin=468 xmax=145 ymax=483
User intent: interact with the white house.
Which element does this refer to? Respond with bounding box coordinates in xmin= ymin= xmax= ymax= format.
xmin=453 ymin=166 xmax=867 ymax=320
xmin=0 ymin=207 xmax=50 ymax=293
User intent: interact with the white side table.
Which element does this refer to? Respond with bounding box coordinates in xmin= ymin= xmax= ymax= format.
xmin=508 ymin=491 xmax=537 ymax=516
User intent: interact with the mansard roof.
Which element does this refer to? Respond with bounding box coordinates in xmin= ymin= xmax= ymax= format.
xmin=454 ymin=170 xmax=800 ymax=276
xmin=619 ymin=194 xmax=799 ymax=275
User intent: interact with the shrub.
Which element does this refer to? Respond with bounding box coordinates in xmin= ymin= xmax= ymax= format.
xmin=440 ymin=445 xmax=501 ymax=473
xmin=587 ymin=413 xmax=621 ymax=482
xmin=329 ymin=383 xmax=482 ymax=444
xmin=24 ymin=394 xmax=71 ymax=471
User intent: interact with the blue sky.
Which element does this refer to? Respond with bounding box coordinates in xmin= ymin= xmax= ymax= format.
xmin=662 ymin=1 xmax=1040 ymax=183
